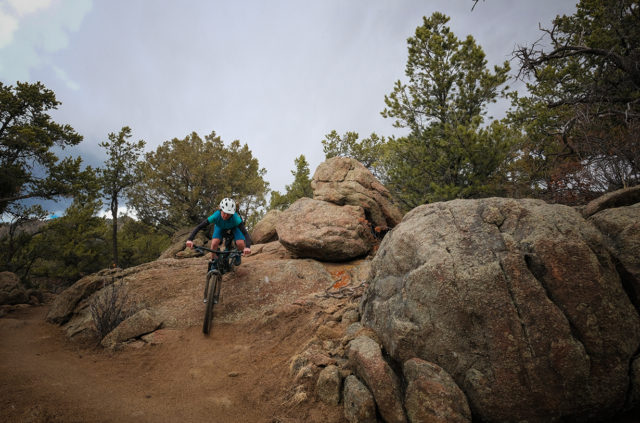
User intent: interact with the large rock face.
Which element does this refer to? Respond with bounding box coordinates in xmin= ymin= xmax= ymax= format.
xmin=0 ymin=271 xmax=26 ymax=305
xmin=582 ymin=185 xmax=640 ymax=218
xmin=348 ymin=336 xmax=406 ymax=423
xmin=251 ymin=209 xmax=281 ymax=243
xmin=0 ymin=271 xmax=20 ymax=292
xmin=100 ymin=308 xmax=163 ymax=349
xmin=54 ymin=253 xmax=337 ymax=344
xmin=159 ymin=228 xmax=208 ymax=259
xmin=403 ymin=358 xmax=471 ymax=423
xmin=276 ymin=197 xmax=373 ymax=261
xmin=361 ymin=198 xmax=640 ymax=422
xmin=312 ymin=156 xmax=403 ymax=228
xmin=343 ymin=375 xmax=377 ymax=423
xmin=0 ymin=271 xmax=42 ymax=306
xmin=46 ymin=268 xmax=121 ymax=324
xmin=588 ymin=203 xmax=640 ymax=310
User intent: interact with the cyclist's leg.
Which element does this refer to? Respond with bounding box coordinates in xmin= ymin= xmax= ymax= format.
xmin=232 ymin=227 xmax=245 ymax=248
xmin=232 ymin=227 xmax=245 ymax=265
xmin=223 ymin=229 xmax=234 ymax=251
xmin=210 ymin=225 xmax=223 ymax=260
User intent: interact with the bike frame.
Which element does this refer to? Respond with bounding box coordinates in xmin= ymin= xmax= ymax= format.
xmin=194 ymin=243 xmax=242 ymax=335
xmin=194 ymin=245 xmax=242 ymax=275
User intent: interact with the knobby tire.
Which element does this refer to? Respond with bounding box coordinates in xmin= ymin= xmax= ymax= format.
xmin=203 ymin=271 xmax=220 ymax=335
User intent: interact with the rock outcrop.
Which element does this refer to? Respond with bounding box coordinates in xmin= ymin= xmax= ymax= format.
xmin=51 ymin=252 xmax=338 ymax=347
xmin=46 ymin=267 xmax=135 ymax=325
xmin=631 ymin=357 xmax=640 ymax=409
xmin=40 ymin=184 xmax=639 ymax=421
xmin=348 ymin=336 xmax=406 ymax=423
xmin=0 ymin=271 xmax=28 ymax=305
xmin=249 ymin=240 xmax=292 ymax=259
xmin=0 ymin=271 xmax=21 ymax=293
xmin=158 ymin=227 xmax=208 ymax=259
xmin=316 ymin=365 xmax=342 ymax=406
xmin=361 ymin=197 xmax=640 ymax=422
xmin=582 ymin=185 xmax=640 ymax=218
xmin=0 ymin=271 xmax=42 ymax=307
xmin=403 ymin=358 xmax=471 ymax=423
xmin=343 ymin=375 xmax=377 ymax=423
xmin=312 ymin=157 xmax=403 ymax=228
xmin=276 ymin=198 xmax=374 ymax=261
xmin=100 ymin=308 xmax=163 ymax=349
xmin=251 ymin=209 xmax=281 ymax=243
xmin=250 ymin=157 xmax=402 ymax=259
xmin=588 ymin=202 xmax=640 ymax=310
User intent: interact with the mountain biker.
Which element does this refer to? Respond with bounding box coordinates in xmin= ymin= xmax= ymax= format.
xmin=185 ymin=198 xmax=252 ymax=264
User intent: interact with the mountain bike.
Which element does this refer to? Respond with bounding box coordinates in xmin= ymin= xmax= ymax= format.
xmin=194 ymin=244 xmax=242 ymax=335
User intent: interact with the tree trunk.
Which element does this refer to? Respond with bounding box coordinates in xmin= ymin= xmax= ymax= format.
xmin=111 ymin=195 xmax=118 ymax=268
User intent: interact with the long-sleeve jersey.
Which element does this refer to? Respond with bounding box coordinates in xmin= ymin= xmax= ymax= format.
xmin=187 ymin=210 xmax=252 ymax=247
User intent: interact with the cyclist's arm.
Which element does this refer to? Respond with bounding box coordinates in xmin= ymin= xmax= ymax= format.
xmin=186 ymin=219 xmax=210 ymax=246
xmin=238 ymin=221 xmax=252 ymax=248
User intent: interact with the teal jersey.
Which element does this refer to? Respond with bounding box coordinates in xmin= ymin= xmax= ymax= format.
xmin=207 ymin=210 xmax=242 ymax=230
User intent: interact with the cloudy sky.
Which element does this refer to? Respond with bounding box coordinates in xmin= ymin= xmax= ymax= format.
xmin=0 ymin=0 xmax=578 ymax=214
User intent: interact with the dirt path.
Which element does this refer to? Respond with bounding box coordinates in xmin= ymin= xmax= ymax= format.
xmin=0 ymin=305 xmax=344 ymax=423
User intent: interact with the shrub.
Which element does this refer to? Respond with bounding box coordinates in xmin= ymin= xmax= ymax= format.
xmin=89 ymin=280 xmax=136 ymax=340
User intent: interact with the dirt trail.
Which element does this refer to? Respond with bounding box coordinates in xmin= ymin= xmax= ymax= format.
xmin=0 ymin=304 xmax=344 ymax=423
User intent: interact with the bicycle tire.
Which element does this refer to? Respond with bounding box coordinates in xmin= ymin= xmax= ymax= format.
xmin=203 ymin=269 xmax=211 ymax=301
xmin=203 ymin=271 xmax=220 ymax=335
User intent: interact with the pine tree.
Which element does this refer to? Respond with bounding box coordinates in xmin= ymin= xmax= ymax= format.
xmin=98 ymin=127 xmax=145 ymax=268
xmin=269 ymin=155 xmax=313 ymax=210
xmin=513 ymin=0 xmax=640 ymax=203
xmin=381 ymin=12 xmax=514 ymax=209
xmin=128 ymin=131 xmax=268 ymax=232
xmin=321 ymin=130 xmax=386 ymax=178
xmin=0 ymin=81 xmax=84 ymax=215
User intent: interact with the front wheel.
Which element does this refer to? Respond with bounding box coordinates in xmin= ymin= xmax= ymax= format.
xmin=203 ymin=271 xmax=220 ymax=335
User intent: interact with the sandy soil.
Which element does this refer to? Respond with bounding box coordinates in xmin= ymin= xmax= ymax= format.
xmin=0 ymin=304 xmax=345 ymax=423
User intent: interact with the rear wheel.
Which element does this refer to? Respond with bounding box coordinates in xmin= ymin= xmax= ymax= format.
xmin=203 ymin=271 xmax=220 ymax=335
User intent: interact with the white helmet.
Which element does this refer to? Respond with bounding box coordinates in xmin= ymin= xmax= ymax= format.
xmin=219 ymin=197 xmax=236 ymax=214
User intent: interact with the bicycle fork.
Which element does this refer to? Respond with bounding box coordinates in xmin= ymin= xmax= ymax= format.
xmin=204 ymin=271 xmax=222 ymax=304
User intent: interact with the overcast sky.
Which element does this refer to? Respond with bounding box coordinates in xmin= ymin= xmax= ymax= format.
xmin=0 ymin=0 xmax=578 ymax=215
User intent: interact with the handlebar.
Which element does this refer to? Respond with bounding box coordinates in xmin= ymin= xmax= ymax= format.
xmin=194 ymin=246 xmax=241 ymax=256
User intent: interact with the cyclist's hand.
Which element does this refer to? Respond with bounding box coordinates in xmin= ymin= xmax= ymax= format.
xmin=186 ymin=240 xmax=194 ymax=249
xmin=243 ymin=247 xmax=251 ymax=256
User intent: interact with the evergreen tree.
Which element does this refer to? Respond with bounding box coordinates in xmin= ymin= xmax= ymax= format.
xmin=0 ymin=81 xmax=98 ymax=283
xmin=321 ymin=130 xmax=386 ymax=178
xmin=269 ymin=155 xmax=313 ymax=210
xmin=29 ymin=196 xmax=110 ymax=284
xmin=128 ymin=131 xmax=268 ymax=233
xmin=0 ymin=81 xmax=85 ymax=215
xmin=0 ymin=204 xmax=48 ymax=280
xmin=513 ymin=0 xmax=640 ymax=203
xmin=98 ymin=127 xmax=145 ymax=268
xmin=116 ymin=217 xmax=170 ymax=268
xmin=381 ymin=12 xmax=514 ymax=209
